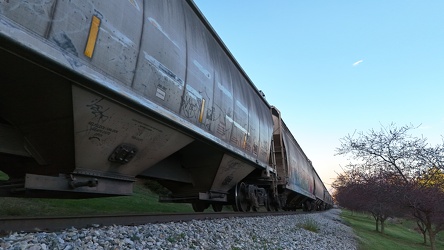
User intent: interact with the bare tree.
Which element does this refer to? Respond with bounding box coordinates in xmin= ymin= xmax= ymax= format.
xmin=333 ymin=171 xmax=400 ymax=233
xmin=336 ymin=124 xmax=433 ymax=183
xmin=335 ymin=123 xmax=444 ymax=250
xmin=401 ymin=184 xmax=444 ymax=249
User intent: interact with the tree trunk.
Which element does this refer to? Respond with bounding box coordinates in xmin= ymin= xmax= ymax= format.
xmin=425 ymin=214 xmax=435 ymax=250
xmin=380 ymin=218 xmax=385 ymax=234
xmin=416 ymin=220 xmax=427 ymax=245
xmin=374 ymin=217 xmax=379 ymax=232
xmin=378 ymin=215 xmax=388 ymax=234
xmin=428 ymin=230 xmax=436 ymax=250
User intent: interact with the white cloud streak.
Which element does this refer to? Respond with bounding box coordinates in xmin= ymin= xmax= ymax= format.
xmin=352 ymin=59 xmax=364 ymax=67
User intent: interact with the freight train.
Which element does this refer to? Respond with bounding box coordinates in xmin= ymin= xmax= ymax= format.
xmin=0 ymin=0 xmax=332 ymax=212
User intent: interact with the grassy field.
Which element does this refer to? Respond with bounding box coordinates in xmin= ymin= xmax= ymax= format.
xmin=341 ymin=210 xmax=444 ymax=250
xmin=0 ymin=178 xmax=194 ymax=217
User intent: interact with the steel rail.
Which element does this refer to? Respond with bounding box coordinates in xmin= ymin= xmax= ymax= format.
xmin=0 ymin=211 xmax=309 ymax=234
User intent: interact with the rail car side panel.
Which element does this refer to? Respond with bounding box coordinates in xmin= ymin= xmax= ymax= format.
xmin=281 ymin=124 xmax=315 ymax=200
xmin=50 ymin=0 xmax=142 ymax=86
xmin=313 ymin=170 xmax=325 ymax=201
xmin=212 ymin=62 xmax=235 ymax=143
xmin=133 ymin=0 xmax=186 ymax=114
xmin=0 ymin=0 xmax=55 ymax=37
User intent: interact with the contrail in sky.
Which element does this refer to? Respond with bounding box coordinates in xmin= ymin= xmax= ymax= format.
xmin=352 ymin=59 xmax=364 ymax=66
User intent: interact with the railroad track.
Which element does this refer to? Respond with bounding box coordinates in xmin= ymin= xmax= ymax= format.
xmin=0 ymin=211 xmax=306 ymax=234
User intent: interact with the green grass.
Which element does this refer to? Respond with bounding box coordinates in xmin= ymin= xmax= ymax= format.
xmin=0 ymin=179 xmax=193 ymax=217
xmin=297 ymin=217 xmax=320 ymax=233
xmin=341 ymin=210 xmax=444 ymax=250
xmin=0 ymin=171 xmax=8 ymax=181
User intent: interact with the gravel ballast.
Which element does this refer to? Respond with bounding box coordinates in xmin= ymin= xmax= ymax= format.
xmin=0 ymin=209 xmax=356 ymax=250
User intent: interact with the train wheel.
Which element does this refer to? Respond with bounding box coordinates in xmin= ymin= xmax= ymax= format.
xmin=303 ymin=201 xmax=310 ymax=211
xmin=192 ymin=202 xmax=208 ymax=212
xmin=265 ymin=196 xmax=271 ymax=212
xmin=234 ymin=182 xmax=249 ymax=212
xmin=271 ymin=196 xmax=280 ymax=211
xmin=212 ymin=203 xmax=223 ymax=212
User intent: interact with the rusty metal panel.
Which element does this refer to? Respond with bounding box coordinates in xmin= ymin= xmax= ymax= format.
xmin=132 ymin=0 xmax=186 ymax=113
xmin=0 ymin=0 xmax=56 ymax=37
xmin=72 ymin=85 xmax=194 ymax=178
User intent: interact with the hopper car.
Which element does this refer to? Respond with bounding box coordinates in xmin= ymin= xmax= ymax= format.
xmin=0 ymin=0 xmax=332 ymax=211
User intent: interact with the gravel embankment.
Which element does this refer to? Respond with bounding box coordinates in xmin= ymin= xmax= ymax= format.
xmin=0 ymin=209 xmax=356 ymax=250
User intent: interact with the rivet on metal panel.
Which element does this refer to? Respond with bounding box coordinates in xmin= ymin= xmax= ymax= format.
xmin=84 ymin=15 xmax=101 ymax=58
xmin=199 ymin=98 xmax=206 ymax=123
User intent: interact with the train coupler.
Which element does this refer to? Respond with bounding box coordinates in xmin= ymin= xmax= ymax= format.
xmin=199 ymin=191 xmax=227 ymax=202
xmin=69 ymin=174 xmax=98 ymax=189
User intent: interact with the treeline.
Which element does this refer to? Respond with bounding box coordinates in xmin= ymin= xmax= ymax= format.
xmin=333 ymin=124 xmax=444 ymax=250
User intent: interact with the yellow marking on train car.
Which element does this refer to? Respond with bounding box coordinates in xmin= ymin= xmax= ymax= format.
xmin=84 ymin=16 xmax=101 ymax=58
xmin=199 ymin=98 xmax=205 ymax=123
xmin=243 ymin=133 xmax=247 ymax=149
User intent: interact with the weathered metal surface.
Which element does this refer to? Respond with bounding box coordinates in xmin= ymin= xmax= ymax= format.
xmin=0 ymin=0 xmax=332 ymax=208
xmin=313 ymin=169 xmax=325 ymax=200
xmin=72 ymin=85 xmax=194 ymax=177
xmin=272 ymin=108 xmax=316 ymax=202
xmin=0 ymin=0 xmax=273 ymax=198
xmin=281 ymin=122 xmax=316 ymax=200
xmin=210 ymin=154 xmax=256 ymax=193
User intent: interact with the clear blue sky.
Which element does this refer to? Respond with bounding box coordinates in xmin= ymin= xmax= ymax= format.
xmin=193 ymin=0 xmax=444 ymax=190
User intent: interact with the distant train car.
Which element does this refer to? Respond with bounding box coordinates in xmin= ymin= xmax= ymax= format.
xmin=313 ymin=168 xmax=333 ymax=210
xmin=270 ymin=107 xmax=332 ymax=211
xmin=0 ymin=0 xmax=331 ymax=211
